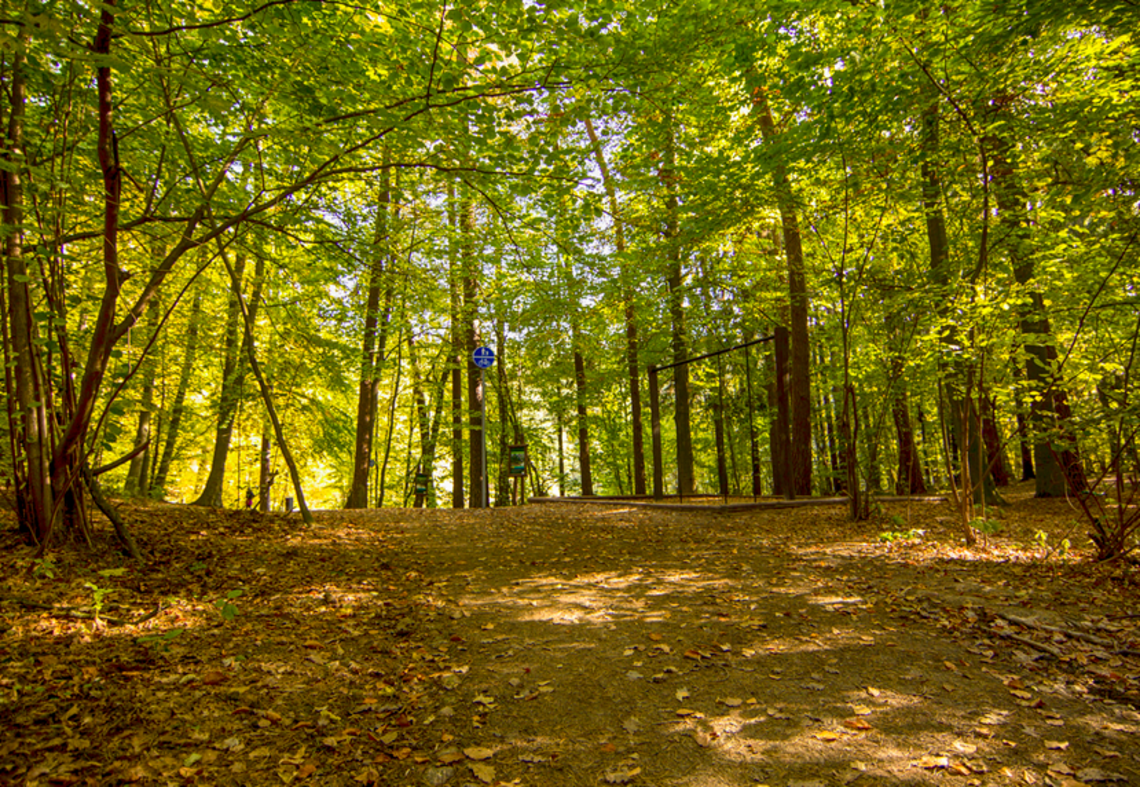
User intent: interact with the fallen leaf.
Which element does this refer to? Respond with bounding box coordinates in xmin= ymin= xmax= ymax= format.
xmin=814 ymin=731 xmax=841 ymax=741
xmin=1075 ymin=767 xmax=1127 ymax=783
xmin=1044 ymin=740 xmax=1069 ymax=751
xmin=675 ymin=688 xmax=690 ymax=701
xmin=842 ymin=718 xmax=872 ymax=731
xmin=470 ymin=762 xmax=495 ymax=783
xmin=914 ymin=755 xmax=949 ymax=769
xmin=463 ymin=746 xmax=494 ymax=761
xmin=720 ymin=697 xmax=742 ymax=708
xmin=602 ymin=765 xmax=641 ymax=784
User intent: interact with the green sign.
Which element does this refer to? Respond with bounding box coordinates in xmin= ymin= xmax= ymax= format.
xmin=414 ymin=473 xmax=430 ymax=495
xmin=508 ymin=445 xmax=527 ymax=477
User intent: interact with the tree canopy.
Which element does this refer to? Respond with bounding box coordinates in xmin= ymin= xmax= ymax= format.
xmin=3 ymin=0 xmax=1138 ymax=556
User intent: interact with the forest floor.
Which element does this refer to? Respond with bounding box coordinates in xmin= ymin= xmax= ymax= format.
xmin=2 ymin=481 xmax=1140 ymax=787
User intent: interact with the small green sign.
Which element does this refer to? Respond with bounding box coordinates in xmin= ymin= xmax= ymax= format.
xmin=508 ymin=445 xmax=527 ymax=477
xmin=414 ymin=473 xmax=430 ymax=495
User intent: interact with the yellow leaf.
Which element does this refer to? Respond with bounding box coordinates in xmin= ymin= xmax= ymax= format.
xmin=814 ymin=731 xmax=841 ymax=741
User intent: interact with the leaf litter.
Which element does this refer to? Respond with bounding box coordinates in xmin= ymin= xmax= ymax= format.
xmin=1 ymin=483 xmax=1138 ymax=785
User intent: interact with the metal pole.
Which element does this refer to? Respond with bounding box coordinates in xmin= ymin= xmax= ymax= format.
xmin=480 ymin=366 xmax=487 ymax=508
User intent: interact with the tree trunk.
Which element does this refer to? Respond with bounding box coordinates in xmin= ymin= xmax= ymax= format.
xmin=257 ymin=426 xmax=272 ymax=512
xmin=347 ymin=168 xmax=395 ymax=508
xmin=755 ymin=89 xmax=812 ymax=496
xmin=152 ymin=289 xmax=202 ymax=497
xmin=2 ymin=36 xmax=53 ymax=540
xmin=771 ymin=323 xmax=793 ymax=498
xmin=920 ymin=89 xmax=993 ymax=526
xmin=124 ymin=295 xmax=160 ymax=496
xmin=573 ymin=343 xmax=594 ymax=496
xmin=981 ymin=394 xmax=1012 ymax=487
xmin=462 ymin=193 xmax=484 ymax=508
xmin=662 ymin=110 xmax=694 ymax=496
xmin=989 ymin=119 xmax=1087 ymax=497
xmin=222 ymin=252 xmax=313 ymax=525
xmin=377 ymin=326 xmax=404 ymax=508
xmin=448 ymin=181 xmax=465 ymax=508
xmin=584 ymin=117 xmax=646 ymax=495
xmin=495 ymin=318 xmax=512 ymax=506
xmin=191 ymin=254 xmax=251 ymax=507
xmin=892 ymin=385 xmax=928 ymax=495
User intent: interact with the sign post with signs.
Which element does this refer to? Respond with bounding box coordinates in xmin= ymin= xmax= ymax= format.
xmin=508 ymin=444 xmax=527 ymax=505
xmin=471 ymin=347 xmax=495 ymax=508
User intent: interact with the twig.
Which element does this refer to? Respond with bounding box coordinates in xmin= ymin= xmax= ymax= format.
xmin=991 ymin=611 xmax=1117 ymax=648
xmin=988 ymin=627 xmax=1064 ymax=658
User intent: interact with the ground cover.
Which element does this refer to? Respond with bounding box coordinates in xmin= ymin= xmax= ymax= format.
xmin=2 ymin=482 xmax=1138 ymax=786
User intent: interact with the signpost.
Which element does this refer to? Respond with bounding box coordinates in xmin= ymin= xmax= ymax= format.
xmin=472 ymin=347 xmax=495 ymax=508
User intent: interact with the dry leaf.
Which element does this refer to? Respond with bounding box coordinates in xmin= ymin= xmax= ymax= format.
xmin=463 ymin=746 xmax=494 ymax=761
xmin=470 ymin=762 xmax=495 ymax=783
xmin=1045 ymin=740 xmax=1069 ymax=751
xmin=915 ymin=755 xmax=949 ymax=769
xmin=602 ymin=765 xmax=641 ymax=784
xmin=843 ymin=718 xmax=872 ymax=731
xmin=814 ymin=731 xmax=841 ymax=741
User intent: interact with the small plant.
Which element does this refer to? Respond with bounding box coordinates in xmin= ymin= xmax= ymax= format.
xmin=972 ymin=518 xmax=1003 ymax=536
xmin=31 ymin=557 xmax=56 ymax=580
xmin=137 ymin=628 xmax=185 ymax=653
xmin=215 ymin=589 xmax=243 ymax=622
xmin=84 ymin=581 xmax=113 ymax=624
xmin=878 ymin=528 xmax=926 ymax=543
xmin=1033 ymin=528 xmax=1071 ymax=560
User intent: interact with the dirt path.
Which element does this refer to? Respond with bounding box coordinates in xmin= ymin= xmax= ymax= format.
xmin=3 ymin=497 xmax=1139 ymax=786
xmin=330 ymin=501 xmax=1140 ymax=787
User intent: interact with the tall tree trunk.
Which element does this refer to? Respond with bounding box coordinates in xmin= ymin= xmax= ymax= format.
xmin=152 ymin=289 xmax=202 ymax=497
xmin=573 ymin=340 xmax=594 ymax=496
xmin=448 ymin=181 xmax=465 ymax=508
xmin=347 ymin=169 xmax=395 ymax=508
xmin=981 ymin=393 xmax=1012 ymax=487
xmin=462 ymin=193 xmax=484 ymax=508
xmin=221 ymin=252 xmax=312 ymax=525
xmin=2 ymin=36 xmax=53 ymax=539
xmin=989 ymin=118 xmax=1087 ymax=497
xmin=892 ymin=384 xmax=928 ymax=495
xmin=584 ymin=117 xmax=646 ymax=495
xmin=191 ymin=254 xmax=249 ymax=507
xmin=495 ymin=317 xmax=512 ymax=505
xmin=377 ymin=326 xmax=404 ymax=508
xmin=662 ymin=109 xmax=694 ymax=496
xmin=124 ymin=295 xmax=160 ymax=496
xmin=257 ymin=425 xmax=272 ymax=512
xmin=755 ymin=88 xmax=812 ymax=496
xmin=920 ymin=90 xmax=991 ymax=528
xmin=771 ymin=323 xmax=793 ymax=498
xmin=409 ymin=336 xmax=446 ymax=509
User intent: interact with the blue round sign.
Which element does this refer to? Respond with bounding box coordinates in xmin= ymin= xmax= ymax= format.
xmin=472 ymin=346 xmax=495 ymax=369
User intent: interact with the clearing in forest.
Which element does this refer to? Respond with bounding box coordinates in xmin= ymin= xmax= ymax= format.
xmin=2 ymin=487 xmax=1139 ymax=786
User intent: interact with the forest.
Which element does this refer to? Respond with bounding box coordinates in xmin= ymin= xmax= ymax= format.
xmin=2 ymin=0 xmax=1138 ymax=557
